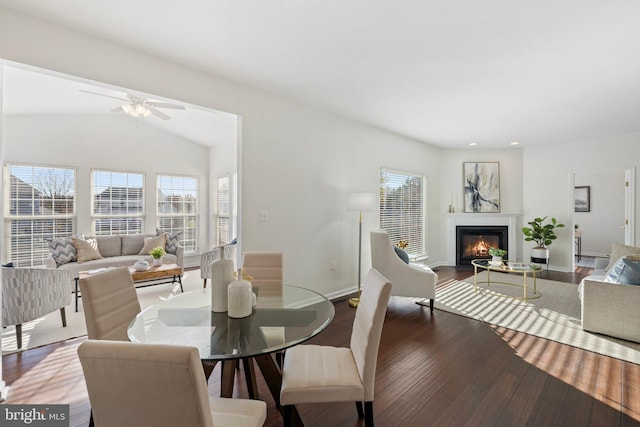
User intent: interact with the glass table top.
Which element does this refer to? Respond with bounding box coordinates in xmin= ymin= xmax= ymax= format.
xmin=472 ymin=259 xmax=541 ymax=273
xmin=127 ymin=285 xmax=335 ymax=361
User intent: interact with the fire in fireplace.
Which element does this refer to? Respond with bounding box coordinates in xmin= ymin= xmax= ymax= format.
xmin=456 ymin=225 xmax=508 ymax=266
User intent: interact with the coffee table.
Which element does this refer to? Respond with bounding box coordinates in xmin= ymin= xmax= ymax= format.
xmin=471 ymin=259 xmax=541 ymax=302
xmin=74 ymin=263 xmax=184 ymax=311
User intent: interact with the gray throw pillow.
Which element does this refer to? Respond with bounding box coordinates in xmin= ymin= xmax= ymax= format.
xmin=156 ymin=228 xmax=182 ymax=254
xmin=45 ymin=236 xmax=78 ymax=267
xmin=605 ymin=256 xmax=640 ymax=285
xmin=394 ymin=246 xmax=410 ymax=264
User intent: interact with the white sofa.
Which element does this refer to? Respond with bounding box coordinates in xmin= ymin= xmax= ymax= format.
xmin=46 ymin=234 xmax=184 ymax=279
xmin=579 ymin=257 xmax=640 ymax=343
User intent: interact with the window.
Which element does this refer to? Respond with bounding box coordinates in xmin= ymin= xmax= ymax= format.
xmin=214 ymin=174 xmax=237 ymax=246
xmin=379 ymin=169 xmax=426 ymax=258
xmin=4 ymin=163 xmax=76 ymax=266
xmin=92 ymin=170 xmax=144 ymax=235
xmin=157 ymin=174 xmax=198 ymax=251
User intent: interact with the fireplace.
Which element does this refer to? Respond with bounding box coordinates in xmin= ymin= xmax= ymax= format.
xmin=456 ymin=225 xmax=508 ymax=266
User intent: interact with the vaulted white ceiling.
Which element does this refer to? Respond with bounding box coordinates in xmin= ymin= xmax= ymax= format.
xmin=2 ymin=0 xmax=640 ymax=149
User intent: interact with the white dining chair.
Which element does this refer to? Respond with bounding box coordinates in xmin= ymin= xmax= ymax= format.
xmin=280 ymin=268 xmax=392 ymax=427
xmin=78 ymin=340 xmax=267 ymax=427
xmin=78 ymin=266 xmax=141 ymax=340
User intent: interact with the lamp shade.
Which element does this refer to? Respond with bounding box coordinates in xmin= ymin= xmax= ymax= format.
xmin=348 ymin=192 xmax=375 ymax=212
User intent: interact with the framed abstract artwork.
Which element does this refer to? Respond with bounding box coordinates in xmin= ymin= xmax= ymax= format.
xmin=463 ymin=162 xmax=500 ymax=213
xmin=574 ymin=186 xmax=590 ymax=212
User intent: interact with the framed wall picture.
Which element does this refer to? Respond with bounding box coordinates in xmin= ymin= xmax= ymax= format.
xmin=574 ymin=186 xmax=590 ymax=212
xmin=463 ymin=162 xmax=500 ymax=213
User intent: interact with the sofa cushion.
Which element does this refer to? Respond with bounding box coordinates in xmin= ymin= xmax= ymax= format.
xmin=605 ymin=243 xmax=640 ymax=271
xmin=73 ymin=237 xmax=103 ymax=263
xmin=139 ymin=234 xmax=167 ymax=256
xmin=96 ymin=235 xmax=122 ymax=258
xmin=45 ymin=236 xmax=78 ymax=267
xmin=156 ymin=229 xmax=182 ymax=254
xmin=605 ymin=256 xmax=640 ymax=285
xmin=122 ymin=235 xmax=146 ymax=256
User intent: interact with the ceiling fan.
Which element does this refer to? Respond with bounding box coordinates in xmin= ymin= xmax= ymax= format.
xmin=80 ymin=89 xmax=186 ymax=120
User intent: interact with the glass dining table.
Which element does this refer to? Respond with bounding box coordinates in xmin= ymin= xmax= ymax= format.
xmin=128 ymin=285 xmax=335 ymax=425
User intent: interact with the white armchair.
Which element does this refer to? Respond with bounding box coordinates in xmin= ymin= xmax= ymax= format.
xmin=370 ymin=229 xmax=437 ymax=312
xmin=201 ymin=241 xmax=237 ymax=288
xmin=2 ymin=267 xmax=71 ymax=349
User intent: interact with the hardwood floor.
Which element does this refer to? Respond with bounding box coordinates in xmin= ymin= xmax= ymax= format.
xmin=2 ymin=266 xmax=639 ymax=426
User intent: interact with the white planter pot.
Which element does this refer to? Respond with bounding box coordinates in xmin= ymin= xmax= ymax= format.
xmin=531 ymin=247 xmax=549 ymax=264
xmin=153 ymin=257 xmax=163 ymax=267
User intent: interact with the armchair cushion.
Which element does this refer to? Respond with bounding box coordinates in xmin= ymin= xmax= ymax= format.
xmin=393 ymin=246 xmax=409 ymax=264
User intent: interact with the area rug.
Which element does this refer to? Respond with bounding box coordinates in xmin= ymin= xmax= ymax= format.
xmin=1 ymin=269 xmax=204 ymax=355
xmin=435 ymin=271 xmax=640 ymax=365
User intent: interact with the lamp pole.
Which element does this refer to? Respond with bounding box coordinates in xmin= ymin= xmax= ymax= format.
xmin=347 ymin=192 xmax=374 ymax=308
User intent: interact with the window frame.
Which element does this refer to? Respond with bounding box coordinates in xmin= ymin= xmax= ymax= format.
xmin=379 ymin=168 xmax=428 ymax=259
xmin=3 ymin=162 xmax=77 ymax=267
xmin=90 ymin=168 xmax=145 ymax=236
xmin=156 ymin=173 xmax=199 ymax=252
xmin=213 ymin=173 xmax=237 ymax=246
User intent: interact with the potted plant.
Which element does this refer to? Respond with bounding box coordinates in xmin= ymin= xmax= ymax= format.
xmin=522 ymin=216 xmax=565 ymax=262
xmin=149 ymin=246 xmax=166 ymax=266
xmin=488 ymin=247 xmax=507 ymax=264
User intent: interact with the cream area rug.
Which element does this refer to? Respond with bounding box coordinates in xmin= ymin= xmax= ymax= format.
xmin=2 ymin=269 xmax=204 ymax=355
xmin=435 ymin=271 xmax=640 ymax=365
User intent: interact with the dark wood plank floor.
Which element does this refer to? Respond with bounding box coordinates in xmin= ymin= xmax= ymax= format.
xmin=2 ymin=266 xmax=639 ymax=426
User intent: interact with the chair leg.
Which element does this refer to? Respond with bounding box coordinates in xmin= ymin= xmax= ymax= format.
xmin=203 ymin=278 xmax=208 ymax=288
xmin=283 ymin=405 xmax=292 ymax=427
xmin=16 ymin=324 xmax=22 ymax=349
xmin=89 ymin=409 xmax=94 ymax=427
xmin=430 ymin=298 xmax=434 ymax=314
xmin=356 ymin=401 xmax=364 ymax=418
xmin=364 ymin=401 xmax=374 ymax=427
xmin=60 ymin=307 xmax=67 ymax=327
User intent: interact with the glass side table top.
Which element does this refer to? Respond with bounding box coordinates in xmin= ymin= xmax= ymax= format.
xmin=128 ymin=285 xmax=335 ymax=361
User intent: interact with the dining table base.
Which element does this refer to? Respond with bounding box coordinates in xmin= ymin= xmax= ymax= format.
xmin=202 ymin=354 xmax=305 ymax=426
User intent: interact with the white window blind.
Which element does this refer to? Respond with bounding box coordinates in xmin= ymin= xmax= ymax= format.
xmin=214 ymin=174 xmax=237 ymax=246
xmin=4 ymin=163 xmax=76 ymax=266
xmin=379 ymin=169 xmax=426 ymax=258
xmin=157 ymin=174 xmax=198 ymax=251
xmin=91 ymin=170 xmax=144 ymax=235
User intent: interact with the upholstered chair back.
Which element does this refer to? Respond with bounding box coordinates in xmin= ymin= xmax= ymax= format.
xmin=78 ymin=340 xmax=214 ymax=427
xmin=79 ymin=266 xmax=141 ymax=340
xmin=242 ymin=252 xmax=283 ymax=288
xmin=349 ymin=268 xmax=392 ymax=401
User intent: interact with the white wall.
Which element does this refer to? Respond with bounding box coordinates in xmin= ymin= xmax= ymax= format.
xmin=574 ymin=169 xmax=626 ymax=256
xmin=523 ymin=135 xmax=640 ymax=271
xmin=3 ymin=114 xmax=210 ymax=259
xmin=0 ymin=9 xmax=442 ymax=297
xmin=438 ymin=148 xmax=524 ymax=265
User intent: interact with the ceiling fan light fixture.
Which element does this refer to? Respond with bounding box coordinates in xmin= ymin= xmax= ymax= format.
xmin=122 ymin=104 xmax=134 ymax=115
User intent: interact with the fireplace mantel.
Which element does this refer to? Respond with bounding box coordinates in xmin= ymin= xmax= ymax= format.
xmin=447 ymin=213 xmax=521 ymax=265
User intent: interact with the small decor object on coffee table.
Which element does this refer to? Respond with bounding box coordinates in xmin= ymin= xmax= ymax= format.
xmin=149 ymin=246 xmax=166 ymax=266
xmin=488 ymin=247 xmax=507 ymax=265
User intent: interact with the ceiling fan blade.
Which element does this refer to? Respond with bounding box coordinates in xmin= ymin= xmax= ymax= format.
xmin=79 ymin=89 xmax=129 ymax=102
xmin=148 ymin=107 xmax=171 ymax=120
xmin=111 ymin=106 xmax=123 ymax=113
xmin=145 ymin=101 xmax=186 ymax=110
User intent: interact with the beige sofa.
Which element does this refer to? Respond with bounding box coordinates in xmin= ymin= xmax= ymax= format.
xmin=579 ymin=256 xmax=640 ymax=343
xmin=46 ymin=234 xmax=184 ymax=279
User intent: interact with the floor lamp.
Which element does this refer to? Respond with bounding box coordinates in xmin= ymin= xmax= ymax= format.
xmin=348 ymin=192 xmax=375 ymax=308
